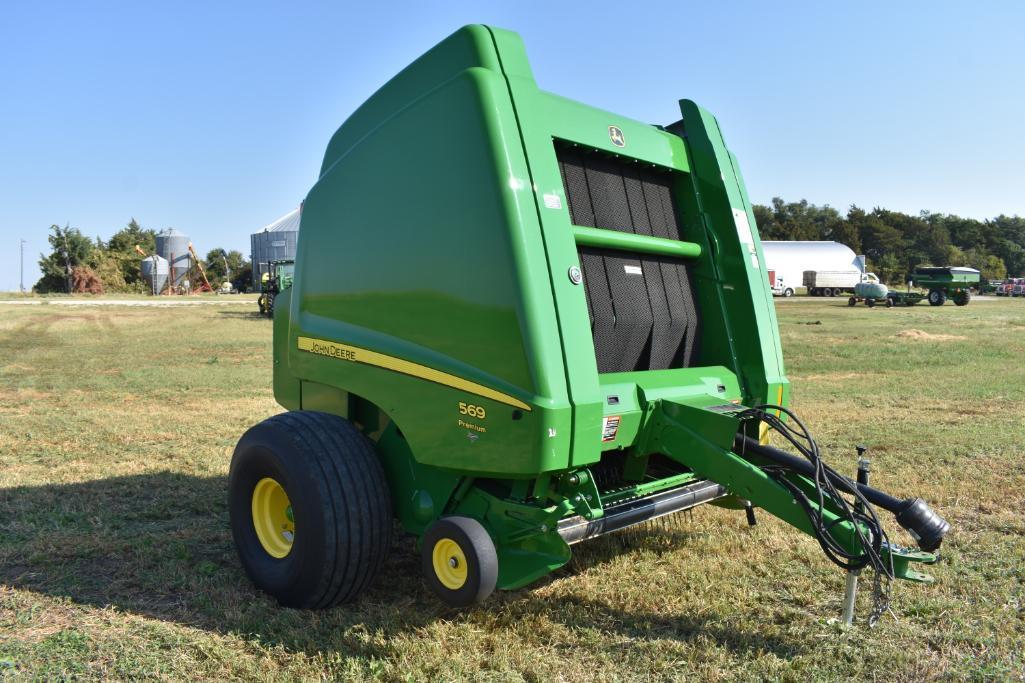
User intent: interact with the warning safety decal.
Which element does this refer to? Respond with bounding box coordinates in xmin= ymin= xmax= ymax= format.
xmin=601 ymin=415 xmax=621 ymax=442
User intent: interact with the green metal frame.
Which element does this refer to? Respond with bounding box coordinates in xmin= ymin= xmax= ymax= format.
xmin=262 ymin=25 xmax=937 ymax=592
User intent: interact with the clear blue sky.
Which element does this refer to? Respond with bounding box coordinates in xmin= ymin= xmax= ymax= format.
xmin=2 ymin=1 xmax=1023 ymax=291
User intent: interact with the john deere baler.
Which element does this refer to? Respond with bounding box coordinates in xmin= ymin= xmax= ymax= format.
xmin=229 ymin=25 xmax=948 ymax=615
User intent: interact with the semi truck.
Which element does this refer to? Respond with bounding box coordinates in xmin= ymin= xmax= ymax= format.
xmin=804 ymin=270 xmax=879 ymax=297
xmin=767 ymin=269 xmax=795 ymax=297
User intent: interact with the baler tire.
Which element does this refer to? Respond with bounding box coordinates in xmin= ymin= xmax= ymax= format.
xmin=229 ymin=411 xmax=392 ymax=609
xmin=422 ymin=516 xmax=498 ymax=608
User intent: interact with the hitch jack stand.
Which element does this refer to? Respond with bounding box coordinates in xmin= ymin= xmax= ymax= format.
xmin=841 ymin=449 xmax=871 ymax=626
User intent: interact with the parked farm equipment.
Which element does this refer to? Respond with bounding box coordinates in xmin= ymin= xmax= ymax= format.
xmin=911 ymin=266 xmax=979 ymax=306
xmin=848 ymin=282 xmax=924 ymax=308
xmin=228 ymin=25 xmax=949 ymax=624
xmin=848 ymin=266 xmax=981 ymax=308
xmin=257 ymin=259 xmax=294 ymax=317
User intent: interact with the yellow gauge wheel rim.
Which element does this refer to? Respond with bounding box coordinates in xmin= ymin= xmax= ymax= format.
xmin=252 ymin=477 xmax=295 ymax=559
xmin=432 ymin=538 xmax=468 ymax=590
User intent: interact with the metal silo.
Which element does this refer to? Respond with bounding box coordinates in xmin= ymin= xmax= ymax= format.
xmin=156 ymin=228 xmax=191 ymax=287
xmin=251 ymin=207 xmax=300 ymax=291
xmin=141 ymin=254 xmax=169 ymax=295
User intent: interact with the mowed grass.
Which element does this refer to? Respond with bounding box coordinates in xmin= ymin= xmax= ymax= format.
xmin=1 ymin=299 xmax=1024 ymax=681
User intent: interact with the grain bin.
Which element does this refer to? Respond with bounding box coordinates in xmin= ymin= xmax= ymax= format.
xmin=251 ymin=208 xmax=300 ymax=292
xmin=141 ymin=254 xmax=169 ymax=295
xmin=156 ymin=228 xmax=191 ymax=287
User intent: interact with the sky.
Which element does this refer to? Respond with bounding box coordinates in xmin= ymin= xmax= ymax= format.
xmin=2 ymin=1 xmax=1023 ymax=291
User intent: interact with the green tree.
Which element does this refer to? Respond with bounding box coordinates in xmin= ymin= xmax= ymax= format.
xmin=35 ymin=224 xmax=94 ymax=293
xmin=204 ymin=248 xmax=250 ymax=290
xmin=103 ymin=219 xmax=158 ymax=290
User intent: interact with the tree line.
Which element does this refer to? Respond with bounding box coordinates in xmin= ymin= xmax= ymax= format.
xmin=35 ymin=220 xmax=252 ymax=293
xmin=34 ymin=199 xmax=1025 ymax=292
xmin=753 ymin=198 xmax=1023 ymax=284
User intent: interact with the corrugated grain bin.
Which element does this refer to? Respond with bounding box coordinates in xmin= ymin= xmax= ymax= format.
xmin=251 ymin=208 xmax=300 ymax=292
xmin=141 ymin=254 xmax=169 ymax=295
xmin=156 ymin=228 xmax=191 ymax=286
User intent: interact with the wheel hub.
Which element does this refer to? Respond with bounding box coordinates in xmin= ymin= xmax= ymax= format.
xmin=252 ymin=477 xmax=295 ymax=558
xmin=432 ymin=538 xmax=468 ymax=590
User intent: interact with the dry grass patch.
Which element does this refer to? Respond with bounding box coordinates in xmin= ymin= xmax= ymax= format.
xmin=895 ymin=329 xmax=967 ymax=341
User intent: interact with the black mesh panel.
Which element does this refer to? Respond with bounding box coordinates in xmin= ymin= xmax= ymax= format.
xmin=557 ymin=144 xmax=701 ymax=373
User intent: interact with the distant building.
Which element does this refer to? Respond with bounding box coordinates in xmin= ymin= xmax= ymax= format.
xmin=251 ymin=207 xmax=300 ymax=292
xmin=761 ymin=241 xmax=864 ymax=295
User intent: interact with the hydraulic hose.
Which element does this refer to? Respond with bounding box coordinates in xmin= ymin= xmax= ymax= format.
xmin=734 ymin=434 xmax=949 ymax=552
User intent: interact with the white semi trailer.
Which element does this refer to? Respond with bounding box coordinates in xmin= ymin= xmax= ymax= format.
xmin=803 ymin=269 xmax=880 ymax=297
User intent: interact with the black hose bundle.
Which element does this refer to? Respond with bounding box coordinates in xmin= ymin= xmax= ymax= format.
xmin=737 ymin=404 xmax=895 ymax=581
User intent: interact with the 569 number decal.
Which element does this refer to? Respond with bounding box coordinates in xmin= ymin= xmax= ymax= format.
xmin=458 ymin=402 xmax=487 ymax=420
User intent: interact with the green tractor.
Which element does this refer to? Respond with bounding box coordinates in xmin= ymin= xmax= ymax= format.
xmin=229 ymin=26 xmax=948 ymax=616
xmin=257 ymin=259 xmax=295 ymax=317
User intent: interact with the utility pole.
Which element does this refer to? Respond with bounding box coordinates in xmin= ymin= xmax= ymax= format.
xmin=20 ymin=239 xmax=26 ymax=293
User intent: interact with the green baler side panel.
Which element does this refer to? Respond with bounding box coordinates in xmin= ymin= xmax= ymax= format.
xmin=668 ymin=103 xmax=788 ymax=414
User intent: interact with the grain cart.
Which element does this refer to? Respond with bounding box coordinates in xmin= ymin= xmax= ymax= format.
xmin=229 ymin=26 xmax=948 ymax=617
xmin=912 ymin=266 xmax=980 ymax=306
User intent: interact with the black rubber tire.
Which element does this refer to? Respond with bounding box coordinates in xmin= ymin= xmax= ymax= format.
xmin=783 ymin=288 xmax=794 ymax=298
xmin=885 ymin=297 xmax=895 ymax=308
xmin=848 ymin=297 xmax=857 ymax=307
xmin=866 ymin=298 xmax=876 ymax=307
xmin=229 ymin=411 xmax=392 ymax=608
xmin=421 ymin=516 xmax=498 ymax=608
xmin=954 ymin=290 xmax=971 ymax=306
xmin=928 ymin=289 xmax=946 ymax=306
xmin=830 ymin=288 xmax=840 ymax=297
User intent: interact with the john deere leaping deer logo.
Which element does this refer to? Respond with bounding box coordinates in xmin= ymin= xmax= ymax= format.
xmin=608 ymin=125 xmax=625 ymax=148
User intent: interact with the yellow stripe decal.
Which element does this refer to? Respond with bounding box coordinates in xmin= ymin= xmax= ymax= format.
xmin=297 ymin=336 xmax=532 ymax=411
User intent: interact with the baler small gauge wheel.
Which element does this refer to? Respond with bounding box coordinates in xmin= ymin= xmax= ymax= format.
xmin=866 ymin=298 xmax=876 ymax=307
xmin=229 ymin=411 xmax=392 ymax=608
xmin=928 ymin=289 xmax=946 ymax=306
xmin=422 ymin=516 xmax=498 ymax=608
xmin=847 ymin=297 xmax=856 ymax=307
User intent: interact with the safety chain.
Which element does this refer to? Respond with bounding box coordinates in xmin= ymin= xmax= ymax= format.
xmin=867 ymin=570 xmax=893 ymax=627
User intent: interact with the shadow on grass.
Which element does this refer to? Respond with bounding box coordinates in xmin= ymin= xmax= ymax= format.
xmin=0 ymin=473 xmax=802 ymax=660
xmin=216 ymin=309 xmax=268 ymax=320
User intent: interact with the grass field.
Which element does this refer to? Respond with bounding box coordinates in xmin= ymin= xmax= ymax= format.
xmin=1 ymin=299 xmax=1023 ymax=680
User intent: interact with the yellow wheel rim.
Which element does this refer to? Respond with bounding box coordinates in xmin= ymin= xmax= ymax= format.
xmin=432 ymin=538 xmax=468 ymax=590
xmin=252 ymin=477 xmax=294 ymax=559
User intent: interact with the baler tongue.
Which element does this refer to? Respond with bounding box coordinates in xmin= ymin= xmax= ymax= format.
xmin=643 ymin=397 xmax=947 ymax=584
